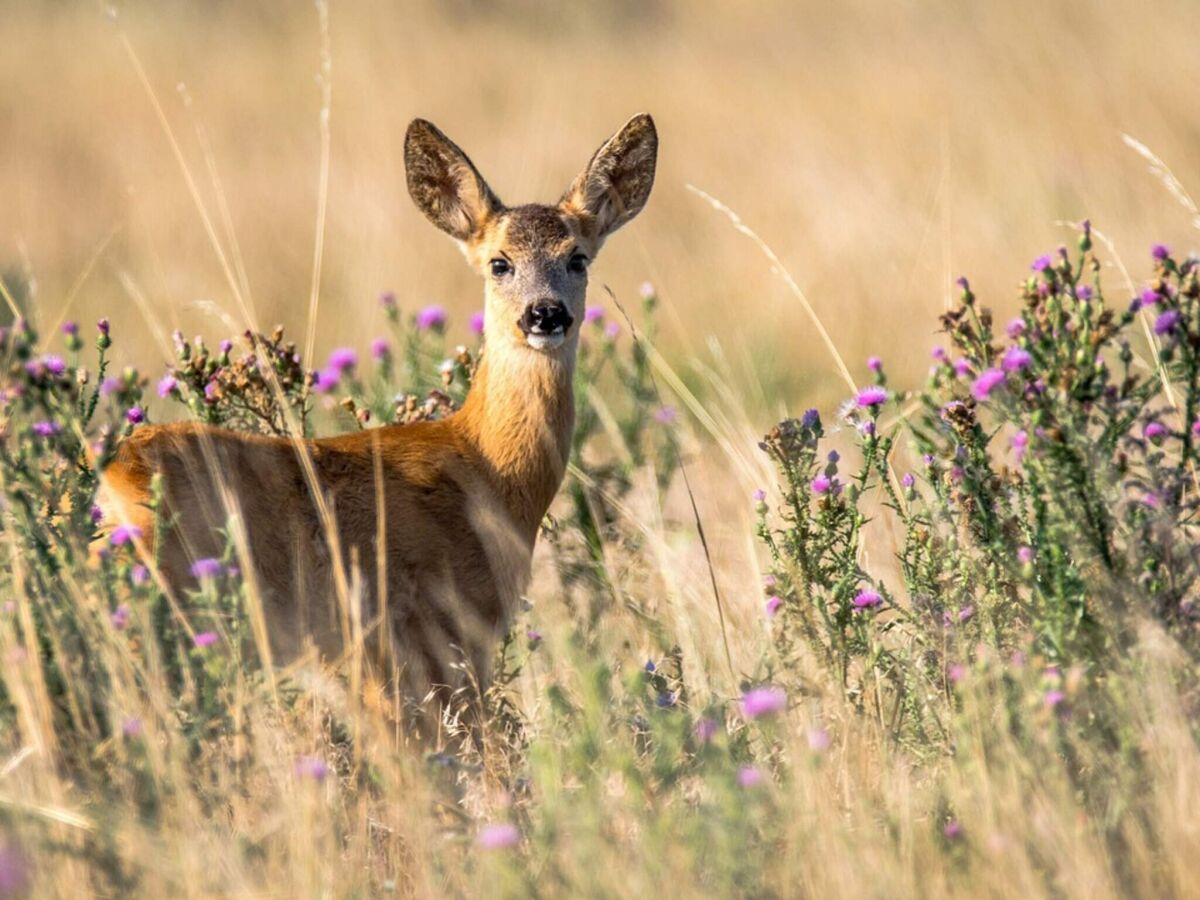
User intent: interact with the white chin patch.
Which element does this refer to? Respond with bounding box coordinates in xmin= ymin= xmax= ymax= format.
xmin=526 ymin=332 xmax=566 ymax=351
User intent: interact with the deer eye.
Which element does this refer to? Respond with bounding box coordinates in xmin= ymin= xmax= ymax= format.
xmin=567 ymin=253 xmax=588 ymax=274
xmin=490 ymin=258 xmax=512 ymax=277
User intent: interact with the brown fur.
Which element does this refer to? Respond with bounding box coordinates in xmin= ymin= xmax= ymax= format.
xmin=100 ymin=114 xmax=657 ymax=718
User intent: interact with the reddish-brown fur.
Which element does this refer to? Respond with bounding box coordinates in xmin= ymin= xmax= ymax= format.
xmin=100 ymin=114 xmax=657 ymax=718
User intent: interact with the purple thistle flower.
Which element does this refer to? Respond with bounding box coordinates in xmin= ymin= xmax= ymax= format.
xmin=762 ymin=574 xmax=777 ymax=589
xmin=525 ymin=628 xmax=542 ymax=643
xmin=654 ymin=405 xmax=678 ymax=425
xmin=604 ymin=322 xmax=620 ymax=340
xmin=62 ymin=321 xmax=79 ymax=336
xmin=1154 ymin=310 xmax=1181 ymax=335
xmin=1005 ymin=318 xmax=1026 ymax=339
xmin=752 ymin=489 xmax=766 ymax=502
xmin=644 ymin=659 xmax=656 ymax=673
xmin=739 ymin=686 xmax=787 ymax=719
xmin=953 ymin=358 xmax=972 ymax=378
xmin=476 ymin=823 xmax=520 ymax=850
xmin=295 ymin=755 xmax=329 ymax=782
xmin=327 ymin=348 xmax=358 ymax=372
xmin=867 ymin=355 xmax=883 ymax=373
xmin=370 ymin=338 xmax=390 ymax=361
xmin=827 ymin=449 xmax=840 ymax=464
xmin=807 ymin=727 xmax=831 ymax=751
xmin=956 ymin=276 xmax=970 ymax=291
xmin=1076 ymin=284 xmax=1094 ymax=301
xmin=379 ymin=291 xmax=397 ymax=309
xmin=42 ymin=355 xmax=66 ymax=376
xmin=800 ymin=408 xmax=820 ymax=429
xmin=1144 ymin=421 xmax=1168 ymax=442
xmin=971 ymin=368 xmax=1006 ymax=401
xmin=765 ymin=595 xmax=783 ymax=617
xmin=1152 ymin=243 xmax=1170 ymax=261
xmin=90 ymin=505 xmax=103 ymax=524
xmin=694 ymin=717 xmax=718 ymax=744
xmin=923 ymin=453 xmax=935 ymax=466
xmin=312 ymin=368 xmax=340 ymax=394
xmin=109 ymin=525 xmax=143 ymax=546
xmin=639 ymin=281 xmax=656 ymax=300
xmin=1129 ymin=296 xmax=1144 ymax=314
xmin=193 ymin=631 xmax=218 ymax=649
xmin=157 ymin=375 xmax=178 ymax=398
xmin=125 ymin=407 xmax=145 ymax=425
xmin=469 ymin=311 xmax=486 ymax=335
xmin=100 ymin=377 xmax=120 ymax=397
xmin=947 ymin=663 xmax=967 ymax=684
xmin=1044 ymin=689 xmax=1066 ymax=709
xmin=416 ymin=305 xmax=447 ymax=331
xmin=1192 ymin=419 xmax=1200 ymax=437
xmin=122 ymin=718 xmax=143 ymax=738
xmin=131 ymin=564 xmax=149 ymax=585
xmin=1031 ymin=254 xmax=1053 ymax=272
xmin=1012 ymin=429 xmax=1029 ymax=462
xmin=97 ymin=318 xmax=110 ymax=336
xmin=1002 ymin=347 xmax=1032 ymax=372
xmin=931 ymin=346 xmax=947 ymax=362
xmin=943 ymin=821 xmax=963 ymax=840
xmin=901 ymin=473 xmax=915 ymax=488
xmin=1141 ymin=288 xmax=1160 ymax=307
xmin=110 ymin=604 xmax=131 ymax=630
xmin=218 ymin=339 xmax=233 ymax=355
xmin=810 ymin=475 xmax=831 ymax=495
xmin=190 ymin=558 xmax=223 ymax=580
xmin=32 ymin=420 xmax=61 ymax=438
xmin=958 ymin=605 xmax=975 ymax=623
xmin=856 ymin=386 xmax=888 ymax=408
xmin=1017 ymin=546 xmax=1034 ymax=564
xmin=736 ymin=765 xmax=764 ymax=788
xmin=852 ymin=589 xmax=883 ymax=610
xmin=22 ymin=360 xmax=44 ymax=379
xmin=584 ymin=306 xmax=605 ymax=325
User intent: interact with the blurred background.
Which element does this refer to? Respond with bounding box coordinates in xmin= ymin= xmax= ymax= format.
xmin=3 ymin=0 xmax=1199 ymax=416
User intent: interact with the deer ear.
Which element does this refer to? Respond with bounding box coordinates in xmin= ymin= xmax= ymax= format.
xmin=405 ymin=119 xmax=502 ymax=241
xmin=560 ymin=113 xmax=657 ymax=241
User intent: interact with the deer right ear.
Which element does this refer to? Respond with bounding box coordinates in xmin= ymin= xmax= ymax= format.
xmin=405 ymin=119 xmax=502 ymax=242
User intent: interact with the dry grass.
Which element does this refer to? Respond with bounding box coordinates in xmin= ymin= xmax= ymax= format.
xmin=2 ymin=2 xmax=1199 ymax=897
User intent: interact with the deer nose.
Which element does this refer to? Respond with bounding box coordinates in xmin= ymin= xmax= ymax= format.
xmin=520 ymin=300 xmax=574 ymax=335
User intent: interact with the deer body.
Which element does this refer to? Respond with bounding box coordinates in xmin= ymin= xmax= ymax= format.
xmin=101 ymin=115 xmax=657 ymax=711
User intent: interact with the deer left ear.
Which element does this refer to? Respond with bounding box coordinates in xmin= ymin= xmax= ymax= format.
xmin=560 ymin=113 xmax=658 ymax=241
xmin=405 ymin=119 xmax=503 ymax=242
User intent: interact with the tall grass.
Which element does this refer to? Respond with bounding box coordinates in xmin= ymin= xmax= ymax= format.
xmin=0 ymin=231 xmax=1196 ymax=897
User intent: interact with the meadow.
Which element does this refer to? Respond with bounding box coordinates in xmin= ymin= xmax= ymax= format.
xmin=1 ymin=1 xmax=1199 ymax=897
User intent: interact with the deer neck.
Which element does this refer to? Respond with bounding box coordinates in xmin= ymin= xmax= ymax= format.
xmin=457 ymin=339 xmax=577 ymax=537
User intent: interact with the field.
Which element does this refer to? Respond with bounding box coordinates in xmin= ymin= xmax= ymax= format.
xmin=1 ymin=1 xmax=1199 ymax=897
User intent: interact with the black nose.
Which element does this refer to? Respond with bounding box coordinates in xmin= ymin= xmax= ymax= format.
xmin=519 ymin=301 xmax=574 ymax=335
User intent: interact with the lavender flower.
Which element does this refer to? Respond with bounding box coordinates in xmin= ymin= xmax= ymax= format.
xmin=1031 ymin=254 xmax=1053 ymax=272
xmin=800 ymin=408 xmax=820 ymax=429
xmin=856 ymin=386 xmax=888 ymax=408
xmin=469 ymin=311 xmax=486 ymax=334
xmin=1144 ymin=421 xmax=1168 ymax=442
xmin=370 ymin=338 xmax=390 ymax=361
xmin=971 ymin=368 xmax=1006 ymax=401
xmin=32 ymin=421 xmax=61 ymax=438
xmin=765 ymin=595 xmax=783 ymax=617
xmin=125 ymin=407 xmax=144 ymax=424
xmin=1006 ymin=318 xmax=1026 ymax=339
xmin=584 ymin=306 xmax=605 ymax=325
xmin=867 ymin=355 xmax=883 ymax=372
xmin=739 ymin=686 xmax=787 ymax=719
xmin=810 ymin=475 xmax=831 ymax=495
xmin=1076 ymin=284 xmax=1094 ymax=301
xmin=1152 ymin=243 xmax=1170 ymax=261
xmin=416 ymin=305 xmax=447 ymax=331
xmin=901 ymin=473 xmax=915 ymax=488
xmin=157 ymin=375 xmax=178 ymax=398
xmin=110 ymin=604 xmax=131 ymax=630
xmin=193 ymin=631 xmax=218 ymax=649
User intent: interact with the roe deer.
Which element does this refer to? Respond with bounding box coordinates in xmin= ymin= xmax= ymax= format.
xmin=100 ymin=114 xmax=657 ymax=721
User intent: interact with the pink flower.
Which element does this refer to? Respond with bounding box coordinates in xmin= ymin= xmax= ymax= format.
xmin=157 ymin=375 xmax=178 ymax=398
xmin=1002 ymin=347 xmax=1032 ymax=372
xmin=694 ymin=717 xmax=719 ymax=744
xmin=416 ymin=305 xmax=447 ymax=331
xmin=736 ymin=765 xmax=764 ymax=788
xmin=1144 ymin=422 xmax=1168 ymax=442
xmin=810 ymin=475 xmax=831 ymax=495
xmin=327 ymin=348 xmax=358 ymax=372
xmin=190 ymin=558 xmax=223 ymax=580
xmin=469 ymin=311 xmax=486 ymax=335
xmin=654 ymin=405 xmax=677 ymax=425
xmin=867 ymin=356 xmax=883 ymax=372
xmin=1006 ymin=318 xmax=1026 ymax=338
xmin=806 ymin=728 xmax=831 ymax=751
xmin=604 ymin=322 xmax=620 ymax=340
xmin=739 ymin=686 xmax=787 ymax=719
xmin=584 ymin=306 xmax=605 ymax=325
xmin=476 ymin=823 xmax=520 ymax=850
xmin=370 ymin=338 xmax=390 ymax=361
xmin=110 ymin=604 xmax=131 ymax=630
xmin=193 ymin=631 xmax=218 ymax=649
xmin=971 ymin=368 xmax=1006 ymax=401
xmin=765 ymin=595 xmax=783 ymax=617
xmin=852 ymin=589 xmax=882 ymax=610
xmin=109 ymin=525 xmax=143 ymax=546
xmin=295 ymin=755 xmax=329 ymax=781
xmin=856 ymin=386 xmax=888 ymax=408
xmin=125 ymin=407 xmax=145 ymax=424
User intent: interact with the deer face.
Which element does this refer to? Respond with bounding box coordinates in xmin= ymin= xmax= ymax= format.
xmin=405 ymin=115 xmax=657 ymax=354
